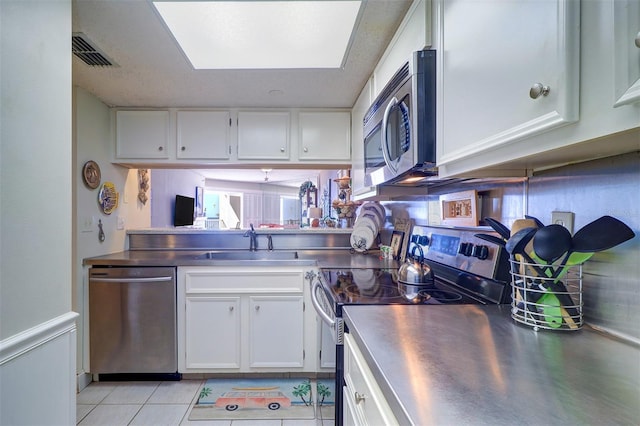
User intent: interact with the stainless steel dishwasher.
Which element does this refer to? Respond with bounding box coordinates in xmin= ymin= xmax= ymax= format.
xmin=89 ymin=267 xmax=178 ymax=378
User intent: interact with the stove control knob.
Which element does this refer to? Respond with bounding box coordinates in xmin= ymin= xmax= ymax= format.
xmin=473 ymin=245 xmax=489 ymax=260
xmin=459 ymin=242 xmax=473 ymax=256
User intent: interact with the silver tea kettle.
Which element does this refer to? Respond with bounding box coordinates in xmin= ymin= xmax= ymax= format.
xmin=398 ymin=245 xmax=434 ymax=285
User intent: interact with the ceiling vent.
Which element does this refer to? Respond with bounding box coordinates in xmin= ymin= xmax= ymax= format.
xmin=72 ymin=32 xmax=117 ymax=67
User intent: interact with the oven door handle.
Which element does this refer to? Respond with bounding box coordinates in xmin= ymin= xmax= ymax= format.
xmin=311 ymin=279 xmax=335 ymax=327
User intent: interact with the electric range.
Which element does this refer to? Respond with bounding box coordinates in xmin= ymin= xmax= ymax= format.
xmin=310 ymin=225 xmax=511 ymax=426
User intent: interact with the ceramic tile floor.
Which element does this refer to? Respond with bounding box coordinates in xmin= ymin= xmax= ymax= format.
xmin=76 ymin=380 xmax=334 ymax=426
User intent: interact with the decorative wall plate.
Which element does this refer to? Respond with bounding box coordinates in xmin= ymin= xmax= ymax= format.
xmin=82 ymin=160 xmax=101 ymax=189
xmin=98 ymin=181 xmax=118 ymax=215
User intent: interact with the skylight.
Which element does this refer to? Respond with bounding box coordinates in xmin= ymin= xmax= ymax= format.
xmin=152 ymin=0 xmax=362 ymax=70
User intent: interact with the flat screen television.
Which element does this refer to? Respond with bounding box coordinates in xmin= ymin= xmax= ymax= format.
xmin=174 ymin=195 xmax=195 ymax=227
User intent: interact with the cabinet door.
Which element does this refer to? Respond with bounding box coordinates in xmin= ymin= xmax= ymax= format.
xmin=176 ymin=110 xmax=231 ymax=159
xmin=237 ymin=111 xmax=290 ymax=160
xmin=184 ymin=296 xmax=241 ymax=369
xmin=249 ymin=295 xmax=304 ymax=368
xmin=437 ymin=0 xmax=580 ymax=168
xmin=115 ymin=110 xmax=169 ymax=159
xmin=343 ymin=334 xmax=399 ymax=425
xmin=298 ymin=112 xmax=351 ymax=161
xmin=613 ymin=0 xmax=640 ymax=107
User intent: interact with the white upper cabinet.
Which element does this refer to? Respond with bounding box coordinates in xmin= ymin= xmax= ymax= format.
xmin=237 ymin=111 xmax=290 ymax=160
xmin=176 ymin=110 xmax=231 ymax=160
xmin=372 ymin=0 xmax=432 ymax=98
xmin=436 ymin=0 xmax=580 ymax=171
xmin=298 ymin=112 xmax=351 ymax=161
xmin=115 ymin=110 xmax=170 ymax=159
xmin=613 ymin=0 xmax=640 ymax=107
xmin=112 ymin=108 xmax=352 ymax=166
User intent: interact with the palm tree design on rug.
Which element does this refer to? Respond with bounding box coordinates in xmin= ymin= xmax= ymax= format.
xmin=198 ymin=387 xmax=212 ymax=402
xmin=292 ymin=379 xmax=312 ymax=406
xmin=316 ymin=382 xmax=332 ymax=406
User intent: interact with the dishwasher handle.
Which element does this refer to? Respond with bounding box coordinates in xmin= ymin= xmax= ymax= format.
xmin=89 ymin=276 xmax=174 ymax=283
xmin=311 ymin=278 xmax=335 ymax=327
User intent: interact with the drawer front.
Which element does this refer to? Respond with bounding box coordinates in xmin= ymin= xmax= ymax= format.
xmin=182 ymin=267 xmax=304 ymax=293
xmin=344 ymin=334 xmax=398 ymax=425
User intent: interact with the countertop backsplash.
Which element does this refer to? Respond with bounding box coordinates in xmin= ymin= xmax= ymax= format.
xmin=382 ymin=151 xmax=639 ymax=344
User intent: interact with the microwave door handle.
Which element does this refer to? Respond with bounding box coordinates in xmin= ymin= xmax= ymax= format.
xmin=311 ymin=279 xmax=335 ymax=327
xmin=381 ymin=97 xmax=398 ymax=173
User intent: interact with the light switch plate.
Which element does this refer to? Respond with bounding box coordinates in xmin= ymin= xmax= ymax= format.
xmin=81 ymin=216 xmax=95 ymax=233
xmin=117 ymin=216 xmax=126 ymax=230
xmin=551 ymin=211 xmax=574 ymax=234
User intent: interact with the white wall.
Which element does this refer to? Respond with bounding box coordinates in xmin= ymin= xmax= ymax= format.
xmin=74 ymin=87 xmax=152 ymax=377
xmin=0 ymin=1 xmax=77 ymax=424
xmin=150 ymin=169 xmax=205 ymax=227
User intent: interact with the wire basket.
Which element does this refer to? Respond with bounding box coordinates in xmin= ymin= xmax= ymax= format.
xmin=509 ymin=259 xmax=583 ymax=331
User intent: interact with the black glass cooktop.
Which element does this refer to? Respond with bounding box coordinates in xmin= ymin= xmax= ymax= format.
xmin=322 ymin=268 xmax=476 ymax=306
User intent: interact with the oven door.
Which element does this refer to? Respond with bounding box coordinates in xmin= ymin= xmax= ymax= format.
xmin=310 ymin=273 xmax=344 ymax=345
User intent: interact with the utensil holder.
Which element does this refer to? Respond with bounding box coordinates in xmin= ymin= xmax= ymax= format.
xmin=509 ymin=259 xmax=583 ymax=331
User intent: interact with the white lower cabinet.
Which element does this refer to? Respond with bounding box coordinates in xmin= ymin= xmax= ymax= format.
xmin=184 ymin=296 xmax=241 ymax=369
xmin=178 ymin=266 xmax=316 ymax=373
xmin=249 ymin=295 xmax=304 ymax=368
xmin=343 ymin=333 xmax=398 ymax=426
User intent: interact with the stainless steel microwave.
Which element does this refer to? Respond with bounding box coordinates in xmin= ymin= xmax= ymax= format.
xmin=363 ymin=50 xmax=436 ymax=187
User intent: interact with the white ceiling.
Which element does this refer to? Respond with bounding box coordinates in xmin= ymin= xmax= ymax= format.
xmin=72 ymin=0 xmax=412 ymax=109
xmin=72 ymin=0 xmax=412 ymax=184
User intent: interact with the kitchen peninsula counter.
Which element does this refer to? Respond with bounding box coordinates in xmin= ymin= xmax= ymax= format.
xmin=84 ymin=227 xmax=397 ymax=268
xmin=83 ymin=248 xmax=397 ymax=269
xmin=343 ymin=304 xmax=640 ymax=426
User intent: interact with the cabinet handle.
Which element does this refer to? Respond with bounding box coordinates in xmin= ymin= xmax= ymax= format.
xmin=229 ymin=306 xmax=234 ymax=312
xmin=255 ymin=305 xmax=260 ymax=311
xmin=635 ymin=31 xmax=640 ymax=48
xmin=181 ymin=146 xmax=186 ymax=151
xmin=303 ymin=147 xmax=308 ymax=153
xmin=158 ymin=146 xmax=163 ymax=151
xmin=529 ymin=83 xmax=550 ymax=99
xmin=280 ymin=147 xmax=285 ymax=153
xmin=354 ymin=392 xmax=366 ymax=404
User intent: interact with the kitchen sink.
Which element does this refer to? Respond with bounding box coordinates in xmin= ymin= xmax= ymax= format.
xmin=196 ymin=250 xmax=299 ymax=261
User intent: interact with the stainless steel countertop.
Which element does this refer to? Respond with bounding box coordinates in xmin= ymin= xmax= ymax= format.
xmin=343 ymin=304 xmax=640 ymax=426
xmin=83 ymin=249 xmax=400 ymax=269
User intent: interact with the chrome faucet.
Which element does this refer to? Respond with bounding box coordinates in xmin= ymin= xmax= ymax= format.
xmin=244 ymin=223 xmax=258 ymax=251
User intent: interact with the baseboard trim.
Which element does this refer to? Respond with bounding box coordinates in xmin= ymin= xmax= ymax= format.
xmin=77 ymin=371 xmax=93 ymax=392
xmin=0 ymin=311 xmax=79 ymax=365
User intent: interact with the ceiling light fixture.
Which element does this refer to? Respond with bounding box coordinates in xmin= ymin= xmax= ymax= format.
xmin=152 ymin=0 xmax=363 ymax=69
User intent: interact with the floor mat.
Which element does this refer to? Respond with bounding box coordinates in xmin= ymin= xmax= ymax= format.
xmin=188 ymin=378 xmax=333 ymax=421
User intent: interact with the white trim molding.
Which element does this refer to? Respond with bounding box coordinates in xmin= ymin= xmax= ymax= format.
xmin=0 ymin=311 xmax=79 ymax=365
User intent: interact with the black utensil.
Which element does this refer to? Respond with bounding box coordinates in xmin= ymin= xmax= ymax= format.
xmin=571 ymin=215 xmax=635 ymax=253
xmin=484 ymin=217 xmax=511 ymax=240
xmin=551 ymin=215 xmax=635 ymax=280
xmin=506 ymin=227 xmax=547 ymax=316
xmin=525 ymin=215 xmax=545 ymax=228
xmin=474 ymin=233 xmax=506 ymax=247
xmin=533 ymin=224 xmax=573 ymax=264
xmin=505 ymin=227 xmax=538 ymax=262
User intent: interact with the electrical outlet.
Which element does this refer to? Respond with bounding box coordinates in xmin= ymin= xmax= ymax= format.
xmin=551 ymin=211 xmax=574 ymax=234
xmin=117 ymin=216 xmax=126 ymax=230
xmin=81 ymin=216 xmax=95 ymax=233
